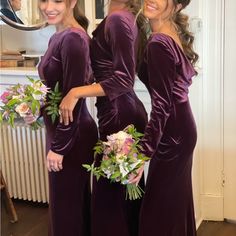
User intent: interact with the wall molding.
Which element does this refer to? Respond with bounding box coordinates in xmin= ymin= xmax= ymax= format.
xmin=199 ymin=0 xmax=225 ymax=220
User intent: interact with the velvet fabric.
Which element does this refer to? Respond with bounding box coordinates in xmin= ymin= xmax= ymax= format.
xmin=38 ymin=28 xmax=98 ymax=236
xmin=90 ymin=10 xmax=148 ymax=236
xmin=138 ymin=33 xmax=197 ymax=236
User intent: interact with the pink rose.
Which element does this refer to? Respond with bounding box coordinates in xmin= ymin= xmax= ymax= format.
xmin=121 ymin=138 xmax=134 ymax=155
xmin=0 ymin=91 xmax=11 ymax=104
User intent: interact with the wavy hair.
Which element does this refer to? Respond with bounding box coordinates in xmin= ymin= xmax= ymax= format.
xmin=125 ymin=0 xmax=148 ymax=71
xmin=173 ymin=0 xmax=198 ymax=66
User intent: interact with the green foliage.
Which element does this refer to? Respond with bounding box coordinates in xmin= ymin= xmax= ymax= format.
xmin=45 ymin=82 xmax=62 ymax=123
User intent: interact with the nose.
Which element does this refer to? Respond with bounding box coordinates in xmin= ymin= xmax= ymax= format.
xmin=41 ymin=1 xmax=55 ymax=12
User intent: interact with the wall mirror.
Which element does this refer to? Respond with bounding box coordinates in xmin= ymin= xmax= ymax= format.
xmin=0 ymin=0 xmax=46 ymax=31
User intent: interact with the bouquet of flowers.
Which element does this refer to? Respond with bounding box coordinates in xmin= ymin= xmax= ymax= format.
xmin=83 ymin=125 xmax=149 ymax=200
xmin=0 ymin=77 xmax=62 ymax=129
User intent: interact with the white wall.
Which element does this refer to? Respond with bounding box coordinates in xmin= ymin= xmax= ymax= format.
xmin=223 ymin=0 xmax=236 ymax=221
xmin=0 ymin=23 xmax=54 ymax=54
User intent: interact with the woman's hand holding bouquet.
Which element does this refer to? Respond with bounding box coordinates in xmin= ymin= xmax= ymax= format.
xmin=83 ymin=125 xmax=149 ymax=200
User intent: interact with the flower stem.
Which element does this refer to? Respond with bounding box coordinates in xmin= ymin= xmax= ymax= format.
xmin=126 ymin=184 xmax=144 ymax=200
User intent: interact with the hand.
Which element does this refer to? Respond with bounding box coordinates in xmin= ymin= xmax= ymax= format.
xmin=59 ymin=88 xmax=79 ymax=125
xmin=128 ymin=165 xmax=144 ymax=186
xmin=23 ymin=113 xmax=39 ymax=125
xmin=46 ymin=150 xmax=64 ymax=172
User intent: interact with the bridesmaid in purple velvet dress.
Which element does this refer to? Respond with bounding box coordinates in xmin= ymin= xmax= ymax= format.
xmin=37 ymin=1 xmax=98 ymax=235
xmin=129 ymin=0 xmax=199 ymax=235
xmin=59 ymin=1 xmax=148 ymax=235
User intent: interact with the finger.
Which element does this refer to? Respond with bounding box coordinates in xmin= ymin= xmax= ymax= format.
xmin=69 ymin=109 xmax=73 ymax=123
xmin=58 ymin=162 xmax=63 ymax=170
xmin=59 ymin=114 xmax=63 ymax=123
xmin=128 ymin=173 xmax=136 ymax=182
xmin=53 ymin=162 xmax=60 ymax=172
xmin=59 ymin=110 xmax=63 ymax=123
xmin=129 ymin=175 xmax=141 ymax=184
xmin=47 ymin=161 xmax=52 ymax=172
xmin=62 ymin=109 xmax=69 ymax=126
xmin=129 ymin=169 xmax=144 ymax=184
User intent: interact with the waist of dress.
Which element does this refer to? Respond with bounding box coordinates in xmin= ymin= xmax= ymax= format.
xmin=96 ymin=89 xmax=138 ymax=102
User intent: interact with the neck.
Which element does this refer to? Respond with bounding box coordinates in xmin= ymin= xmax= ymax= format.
xmin=149 ymin=19 xmax=174 ymax=34
xmin=55 ymin=15 xmax=79 ymax=32
xmin=108 ymin=1 xmax=127 ymax=14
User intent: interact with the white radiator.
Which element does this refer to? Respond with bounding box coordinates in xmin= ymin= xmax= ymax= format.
xmin=0 ymin=122 xmax=49 ymax=203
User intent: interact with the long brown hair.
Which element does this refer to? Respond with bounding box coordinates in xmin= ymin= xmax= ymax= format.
xmin=125 ymin=0 xmax=148 ymax=71
xmin=65 ymin=0 xmax=89 ymax=31
xmin=172 ymin=0 xmax=198 ymax=66
xmin=73 ymin=1 xmax=89 ymax=31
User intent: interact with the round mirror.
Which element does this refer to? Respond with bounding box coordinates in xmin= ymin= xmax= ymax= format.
xmin=0 ymin=0 xmax=47 ymax=31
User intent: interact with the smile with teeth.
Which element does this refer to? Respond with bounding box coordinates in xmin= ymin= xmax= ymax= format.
xmin=46 ymin=13 xmax=58 ymax=19
xmin=146 ymin=3 xmax=157 ymax=11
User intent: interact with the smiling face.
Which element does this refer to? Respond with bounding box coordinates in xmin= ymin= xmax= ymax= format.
xmin=143 ymin=0 xmax=176 ymax=22
xmin=38 ymin=0 xmax=75 ymax=26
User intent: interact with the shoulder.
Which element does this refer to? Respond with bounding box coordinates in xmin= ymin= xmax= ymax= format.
xmin=147 ymin=34 xmax=176 ymax=62
xmin=149 ymin=34 xmax=174 ymax=51
xmin=48 ymin=28 xmax=90 ymax=58
xmin=57 ymin=28 xmax=90 ymax=52
xmin=60 ymin=28 xmax=89 ymax=44
xmin=106 ymin=10 xmax=135 ymax=28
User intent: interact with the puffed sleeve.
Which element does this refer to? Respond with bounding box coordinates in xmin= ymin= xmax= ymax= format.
xmin=140 ymin=41 xmax=176 ymax=158
xmin=50 ymin=32 xmax=89 ymax=155
xmin=99 ymin=13 xmax=136 ymax=101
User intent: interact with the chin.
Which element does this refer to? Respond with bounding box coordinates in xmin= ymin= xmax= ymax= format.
xmin=46 ymin=19 xmax=59 ymax=25
xmin=144 ymin=12 xmax=154 ymax=20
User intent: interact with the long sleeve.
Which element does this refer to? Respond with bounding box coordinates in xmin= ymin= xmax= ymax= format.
xmin=99 ymin=13 xmax=136 ymax=101
xmin=140 ymin=41 xmax=176 ymax=158
xmin=50 ymin=32 xmax=90 ymax=155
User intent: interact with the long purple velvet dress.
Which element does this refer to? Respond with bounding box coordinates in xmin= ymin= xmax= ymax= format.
xmin=90 ymin=10 xmax=148 ymax=236
xmin=138 ymin=33 xmax=197 ymax=236
xmin=38 ymin=28 xmax=98 ymax=236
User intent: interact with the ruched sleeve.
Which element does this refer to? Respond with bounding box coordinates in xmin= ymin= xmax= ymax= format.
xmin=50 ymin=32 xmax=90 ymax=155
xmin=99 ymin=13 xmax=136 ymax=101
xmin=140 ymin=41 xmax=176 ymax=158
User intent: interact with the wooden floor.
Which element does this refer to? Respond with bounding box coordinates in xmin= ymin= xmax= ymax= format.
xmin=1 ymin=199 xmax=48 ymax=236
xmin=1 ymin=199 xmax=236 ymax=236
xmin=197 ymin=220 xmax=236 ymax=236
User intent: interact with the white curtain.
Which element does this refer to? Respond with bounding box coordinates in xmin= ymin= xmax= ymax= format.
xmin=18 ymin=0 xmax=41 ymax=25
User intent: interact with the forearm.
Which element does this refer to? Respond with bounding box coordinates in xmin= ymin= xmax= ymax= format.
xmin=71 ymin=83 xmax=105 ymax=99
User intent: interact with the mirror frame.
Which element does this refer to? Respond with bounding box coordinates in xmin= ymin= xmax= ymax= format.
xmin=0 ymin=5 xmax=47 ymax=31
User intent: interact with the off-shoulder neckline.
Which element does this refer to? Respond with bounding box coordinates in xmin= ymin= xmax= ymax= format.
xmin=150 ymin=33 xmax=185 ymax=54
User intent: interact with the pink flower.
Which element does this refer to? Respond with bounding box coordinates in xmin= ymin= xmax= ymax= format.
xmin=0 ymin=91 xmax=11 ymax=104
xmin=121 ymin=138 xmax=134 ymax=155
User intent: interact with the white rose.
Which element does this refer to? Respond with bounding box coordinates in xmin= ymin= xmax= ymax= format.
xmin=15 ymin=102 xmax=30 ymax=117
xmin=109 ymin=131 xmax=132 ymax=150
